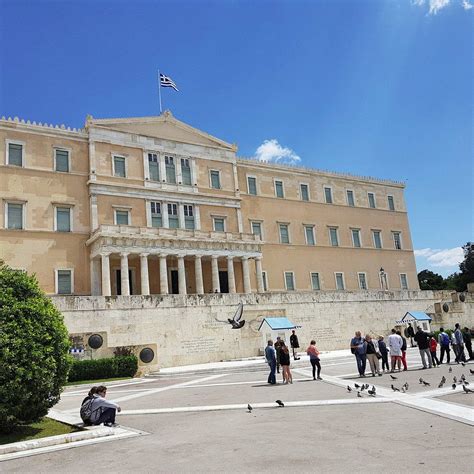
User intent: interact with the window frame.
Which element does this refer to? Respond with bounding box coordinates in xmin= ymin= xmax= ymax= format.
xmin=5 ymin=139 xmax=25 ymax=167
xmin=167 ymin=202 xmax=179 ymax=228
xmin=334 ymin=272 xmax=345 ymax=290
xmin=55 ymin=268 xmax=74 ymax=295
xmin=367 ymin=192 xmax=376 ymax=209
xmin=300 ymin=183 xmax=310 ymax=201
xmin=148 ymin=152 xmax=160 ymax=182
xmin=247 ymin=175 xmax=258 ymax=195
xmin=324 ymin=186 xmax=333 ymax=204
xmin=392 ymin=231 xmax=403 ymax=250
xmin=54 ymin=205 xmax=73 ymax=232
xmin=284 ymin=271 xmax=295 ymax=291
xmin=372 ymin=229 xmax=383 ymax=249
xmin=183 ymin=204 xmax=195 ymax=229
xmin=278 ymin=223 xmax=290 ymax=244
xmin=213 ymin=216 xmax=226 ymax=232
xmin=351 ymin=228 xmax=362 ymax=248
xmin=165 ymin=155 xmax=176 ymax=184
xmin=329 ymin=226 xmax=339 ymax=246
xmin=112 ymin=154 xmax=127 ymax=178
xmin=274 ymin=179 xmax=285 ymax=198
xmin=310 ymin=272 xmax=321 ymax=290
xmin=357 ymin=272 xmax=368 ymax=290
xmin=149 ymin=201 xmax=163 ymax=228
xmin=209 ymin=169 xmax=221 ymax=189
xmin=304 ymin=224 xmax=316 ymax=246
xmin=181 ymin=158 xmax=192 ymax=186
xmin=387 ymin=195 xmax=395 ymax=211
xmin=250 ymin=220 xmax=263 ymax=239
xmin=54 ymin=147 xmax=71 ymax=173
xmin=5 ymin=200 xmax=26 ymax=230
xmin=346 ymin=189 xmax=355 ymax=207
xmin=114 ymin=208 xmax=131 ymax=226
xmin=399 ymin=273 xmax=408 ymax=290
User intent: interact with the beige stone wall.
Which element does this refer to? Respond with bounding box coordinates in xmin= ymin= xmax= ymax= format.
xmin=97 ymin=194 xmax=147 ymax=227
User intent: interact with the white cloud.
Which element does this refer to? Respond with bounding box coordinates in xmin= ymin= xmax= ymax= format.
xmin=462 ymin=0 xmax=473 ymax=10
xmin=254 ymin=139 xmax=301 ymax=164
xmin=429 ymin=0 xmax=451 ymax=14
xmin=412 ymin=0 xmax=425 ymax=5
xmin=414 ymin=247 xmax=463 ymax=267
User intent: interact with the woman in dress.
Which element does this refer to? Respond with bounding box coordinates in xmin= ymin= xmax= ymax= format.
xmin=280 ymin=342 xmax=293 ymax=384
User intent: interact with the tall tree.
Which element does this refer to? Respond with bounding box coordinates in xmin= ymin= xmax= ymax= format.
xmin=417 ymin=269 xmax=446 ymax=290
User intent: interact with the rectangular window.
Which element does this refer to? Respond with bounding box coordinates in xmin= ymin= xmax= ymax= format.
xmin=392 ymin=232 xmax=402 ymax=250
xmin=113 ymin=156 xmax=126 ymax=177
xmin=148 ymin=153 xmax=159 ymax=181
xmin=262 ymin=271 xmax=268 ymax=292
xmin=358 ymin=272 xmax=368 ymax=290
xmin=165 ymin=156 xmax=176 ymax=183
xmin=168 ymin=203 xmax=179 ymax=228
xmin=335 ymin=272 xmax=345 ymax=290
xmin=7 ymin=142 xmax=23 ymax=167
xmin=184 ymin=204 xmax=195 ymax=229
xmin=209 ymin=170 xmax=221 ymax=189
xmin=373 ymin=230 xmax=382 ymax=249
xmin=57 ymin=270 xmax=72 ymax=294
xmin=213 ymin=217 xmax=225 ymax=232
xmin=346 ymin=190 xmax=355 ymax=207
xmin=279 ymin=224 xmax=289 ymax=244
xmin=329 ymin=227 xmax=339 ymax=246
xmin=251 ymin=221 xmax=262 ymax=238
xmin=351 ymin=229 xmax=361 ymax=248
xmin=300 ymin=184 xmax=309 ymax=201
xmin=181 ymin=158 xmax=191 ymax=185
xmin=284 ymin=272 xmax=295 ymax=291
xmin=150 ymin=202 xmax=162 ymax=227
xmin=324 ymin=187 xmax=333 ymax=204
xmin=311 ymin=272 xmax=320 ymax=290
xmin=368 ymin=192 xmax=376 ymax=208
xmin=56 ymin=207 xmax=71 ymax=232
xmin=247 ymin=176 xmax=257 ymax=195
xmin=55 ymin=149 xmax=70 ymax=172
xmin=115 ymin=210 xmax=129 ymax=225
xmin=275 ymin=180 xmax=284 ymax=198
xmin=400 ymin=273 xmax=408 ymax=290
xmin=388 ymin=195 xmax=395 ymax=211
xmin=305 ymin=225 xmax=315 ymax=245
xmin=7 ymin=203 xmax=24 ymax=229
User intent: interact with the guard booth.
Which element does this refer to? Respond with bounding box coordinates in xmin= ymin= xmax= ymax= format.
xmin=396 ymin=311 xmax=432 ymax=333
xmin=258 ymin=317 xmax=301 ymax=351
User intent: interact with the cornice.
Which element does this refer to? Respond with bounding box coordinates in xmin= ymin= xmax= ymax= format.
xmin=0 ymin=116 xmax=87 ymax=139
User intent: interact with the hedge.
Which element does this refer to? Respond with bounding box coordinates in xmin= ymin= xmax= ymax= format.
xmin=68 ymin=355 xmax=138 ymax=382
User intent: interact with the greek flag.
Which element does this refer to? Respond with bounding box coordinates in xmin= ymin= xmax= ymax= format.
xmin=160 ymin=73 xmax=179 ymax=91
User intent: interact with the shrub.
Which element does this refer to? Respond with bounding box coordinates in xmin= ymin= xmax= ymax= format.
xmin=68 ymin=355 xmax=138 ymax=382
xmin=0 ymin=262 xmax=71 ymax=434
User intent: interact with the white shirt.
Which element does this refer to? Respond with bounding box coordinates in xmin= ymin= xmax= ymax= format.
xmin=388 ymin=333 xmax=403 ymax=356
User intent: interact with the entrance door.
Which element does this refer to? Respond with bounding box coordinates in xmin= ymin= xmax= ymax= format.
xmin=170 ymin=270 xmax=179 ymax=294
xmin=219 ymin=271 xmax=229 ymax=293
xmin=115 ymin=269 xmax=133 ymax=295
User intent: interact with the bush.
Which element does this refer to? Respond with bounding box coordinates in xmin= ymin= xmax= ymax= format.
xmin=0 ymin=262 xmax=71 ymax=434
xmin=68 ymin=355 xmax=138 ymax=382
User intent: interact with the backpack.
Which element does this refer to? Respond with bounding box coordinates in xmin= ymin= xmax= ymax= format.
xmin=440 ymin=333 xmax=450 ymax=346
xmin=80 ymin=396 xmax=95 ymax=423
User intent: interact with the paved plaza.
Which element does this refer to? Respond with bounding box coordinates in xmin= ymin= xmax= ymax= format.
xmin=3 ymin=348 xmax=474 ymax=473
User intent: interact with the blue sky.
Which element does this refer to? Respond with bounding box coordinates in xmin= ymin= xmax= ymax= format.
xmin=0 ymin=0 xmax=472 ymax=276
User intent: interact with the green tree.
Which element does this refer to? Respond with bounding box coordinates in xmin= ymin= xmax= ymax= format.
xmin=0 ymin=262 xmax=71 ymax=433
xmin=417 ymin=269 xmax=446 ymax=290
xmin=444 ymin=242 xmax=474 ymax=292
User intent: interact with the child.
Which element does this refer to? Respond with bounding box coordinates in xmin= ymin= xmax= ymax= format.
xmin=378 ymin=336 xmax=389 ymax=372
xmin=429 ymin=336 xmax=440 ymax=367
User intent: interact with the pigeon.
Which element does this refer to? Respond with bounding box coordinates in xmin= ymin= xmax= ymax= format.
xmin=347 ymin=385 xmax=352 ymax=392
xmin=438 ymin=381 xmax=444 ymax=388
xmin=354 ymin=383 xmax=360 ymax=389
xmin=449 ymin=367 xmax=453 ymax=373
xmin=227 ymin=302 xmax=245 ymax=329
xmin=247 ymin=404 xmax=253 ymax=413
xmin=470 ymin=369 xmax=474 ymax=375
xmin=461 ymin=374 xmax=466 ymax=381
xmin=403 ymin=382 xmax=409 ymax=391
xmin=452 ymin=383 xmax=456 ymax=390
xmin=364 ymin=384 xmax=369 ymax=390
xmin=371 ymin=385 xmax=376 ymax=392
xmin=441 ymin=376 xmax=446 ymax=384
xmin=463 ymin=385 xmax=473 ymax=394
xmin=391 ymin=384 xmax=400 ymax=392
xmin=276 ymin=400 xmax=284 ymax=407
xmin=461 ymin=362 xmax=466 ymax=367
xmin=368 ymin=389 xmax=376 ymax=397
xmin=401 ymin=386 xmax=406 ymax=393
xmin=390 ymin=375 xmax=397 ymax=380
xmin=357 ymin=391 xmax=362 ymax=398
xmin=463 ymin=381 xmax=470 ymax=386
xmin=422 ymin=380 xmax=431 ymax=386
xmin=453 ymin=376 xmax=457 ymax=384
xmin=419 ymin=378 xmax=424 ymax=384
xmin=360 ymin=385 xmax=366 ymax=392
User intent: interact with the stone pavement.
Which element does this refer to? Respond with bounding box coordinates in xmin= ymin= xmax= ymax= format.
xmin=2 ymin=348 xmax=474 ymax=473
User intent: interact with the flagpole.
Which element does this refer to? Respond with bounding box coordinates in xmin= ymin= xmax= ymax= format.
xmin=158 ymin=70 xmax=162 ymax=114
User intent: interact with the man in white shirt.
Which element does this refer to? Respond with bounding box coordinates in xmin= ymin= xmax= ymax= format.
xmin=388 ymin=328 xmax=403 ymax=373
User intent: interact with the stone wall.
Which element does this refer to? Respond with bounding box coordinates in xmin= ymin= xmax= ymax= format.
xmin=54 ymin=289 xmax=474 ymax=371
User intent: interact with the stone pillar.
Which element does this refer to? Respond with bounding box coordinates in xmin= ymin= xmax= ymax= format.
xmin=90 ymin=257 xmax=101 ymax=296
xmin=100 ymin=253 xmax=111 ymax=296
xmin=194 ymin=205 xmax=201 ymax=231
xmin=242 ymin=256 xmax=251 ymax=294
xmin=178 ymin=255 xmax=187 ymax=295
xmin=227 ymin=256 xmax=236 ymax=294
xmin=159 ymin=254 xmax=169 ymax=295
xmin=255 ymin=256 xmax=264 ymax=293
xmin=120 ymin=252 xmax=130 ymax=296
xmin=140 ymin=253 xmax=150 ymax=295
xmin=195 ymin=255 xmax=204 ymax=294
xmin=178 ymin=203 xmax=185 ymax=229
xmin=211 ymin=255 xmax=220 ymax=293
xmin=162 ymin=202 xmax=169 ymax=228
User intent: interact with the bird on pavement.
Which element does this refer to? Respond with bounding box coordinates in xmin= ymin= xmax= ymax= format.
xmin=401 ymin=386 xmax=406 ymax=393
xmin=357 ymin=391 xmax=362 ymax=398
xmin=422 ymin=380 xmax=431 ymax=386
xmin=453 ymin=376 xmax=457 ymax=383
xmin=247 ymin=404 xmax=253 ymax=413
xmin=463 ymin=385 xmax=473 ymax=394
xmin=419 ymin=378 xmax=424 ymax=384
xmin=461 ymin=362 xmax=466 ymax=367
xmin=391 ymin=384 xmax=400 ymax=392
xmin=463 ymin=381 xmax=470 ymax=386
xmin=347 ymin=385 xmax=352 ymax=392
xmin=469 ymin=369 xmax=474 ymax=375
xmin=403 ymin=382 xmax=409 ymax=391
xmin=438 ymin=381 xmax=444 ymax=388
xmin=390 ymin=375 xmax=397 ymax=380
xmin=368 ymin=389 xmax=376 ymax=397
xmin=276 ymin=400 xmax=284 ymax=407
xmin=360 ymin=385 xmax=366 ymax=392
xmin=354 ymin=383 xmax=360 ymax=389
xmin=460 ymin=374 xmax=466 ymax=381
xmin=441 ymin=376 xmax=446 ymax=384
xmin=452 ymin=383 xmax=456 ymax=390
xmin=449 ymin=367 xmax=453 ymax=373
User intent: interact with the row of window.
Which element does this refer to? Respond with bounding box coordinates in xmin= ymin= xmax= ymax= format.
xmin=4 ymin=202 xmax=74 ymax=231
xmin=247 ymin=176 xmax=397 ymax=210
xmin=6 ymin=141 xmax=72 ymax=172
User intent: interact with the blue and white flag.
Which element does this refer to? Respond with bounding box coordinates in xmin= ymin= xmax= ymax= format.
xmin=160 ymin=73 xmax=179 ymax=91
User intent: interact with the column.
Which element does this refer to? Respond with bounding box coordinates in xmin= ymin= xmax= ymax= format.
xmin=227 ymin=256 xmax=236 ymax=294
xmin=237 ymin=208 xmax=243 ymax=233
xmin=194 ymin=205 xmax=201 ymax=230
xmin=120 ymin=252 xmax=130 ymax=296
xmin=211 ymin=255 xmax=220 ymax=293
xmin=162 ymin=202 xmax=169 ymax=228
xmin=159 ymin=254 xmax=169 ymax=295
xmin=159 ymin=155 xmax=166 ymax=183
xmin=255 ymin=256 xmax=264 ymax=293
xmin=194 ymin=255 xmax=204 ymax=294
xmin=178 ymin=203 xmax=185 ymax=229
xmin=90 ymin=258 xmax=101 ymax=296
xmin=242 ymin=256 xmax=251 ymax=294
xmin=178 ymin=255 xmax=187 ymax=295
xmin=140 ymin=253 xmax=150 ymax=295
xmin=190 ymin=158 xmax=197 ymax=186
xmin=90 ymin=194 xmax=98 ymax=231
xmin=100 ymin=253 xmax=111 ymax=296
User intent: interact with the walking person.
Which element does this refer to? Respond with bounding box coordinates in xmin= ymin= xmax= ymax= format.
xmin=414 ymin=326 xmax=433 ymax=369
xmin=463 ymin=327 xmax=473 ymax=360
xmin=397 ymin=330 xmax=408 ymax=371
xmin=280 ymin=342 xmax=293 ymax=384
xmin=265 ymin=339 xmax=277 ymax=385
xmin=307 ymin=339 xmax=322 ymax=380
xmin=378 ymin=336 xmax=390 ymax=372
xmin=429 ymin=335 xmax=440 ymax=367
xmin=365 ymin=334 xmax=382 ymax=377
xmin=350 ymin=331 xmax=367 ymax=377
xmin=274 ymin=336 xmax=284 ymax=374
xmin=388 ymin=328 xmax=403 ymax=372
xmin=89 ymin=385 xmax=121 ymax=427
xmin=454 ymin=323 xmax=466 ymax=363
xmin=290 ymin=330 xmax=301 ymax=360
xmin=438 ymin=327 xmax=451 ymax=364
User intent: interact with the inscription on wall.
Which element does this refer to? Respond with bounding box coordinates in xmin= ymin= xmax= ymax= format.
xmin=180 ymin=338 xmax=220 ymax=354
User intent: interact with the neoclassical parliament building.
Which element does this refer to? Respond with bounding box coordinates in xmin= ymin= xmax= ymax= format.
xmin=0 ymin=112 xmax=419 ymax=297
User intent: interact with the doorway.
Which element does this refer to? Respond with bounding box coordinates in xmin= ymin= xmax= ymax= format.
xmin=170 ymin=270 xmax=179 ymax=294
xmin=115 ymin=269 xmax=134 ymax=295
xmin=219 ymin=271 xmax=229 ymax=293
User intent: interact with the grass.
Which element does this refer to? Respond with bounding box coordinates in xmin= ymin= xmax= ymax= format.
xmin=66 ymin=376 xmax=133 ymax=386
xmin=0 ymin=418 xmax=80 ymax=445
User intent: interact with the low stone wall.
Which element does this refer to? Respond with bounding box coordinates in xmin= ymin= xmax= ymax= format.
xmin=53 ymin=289 xmax=474 ymax=371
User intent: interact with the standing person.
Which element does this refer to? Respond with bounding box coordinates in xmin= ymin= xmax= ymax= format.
xmin=429 ymin=335 xmax=440 ymax=367
xmin=350 ymin=331 xmax=367 ymax=377
xmin=265 ymin=340 xmax=277 ymax=385
xmin=280 ymin=342 xmax=292 ymax=384
xmin=397 ymin=330 xmax=408 ymax=371
xmin=290 ymin=330 xmax=300 ymax=360
xmin=378 ymin=336 xmax=390 ymax=372
xmin=406 ymin=323 xmax=415 ymax=347
xmin=438 ymin=327 xmax=451 ymax=364
xmin=388 ymin=328 xmax=403 ymax=372
xmin=307 ymin=340 xmax=322 ymax=380
xmin=274 ymin=336 xmax=283 ymax=374
xmin=89 ymin=386 xmax=121 ymax=427
xmin=414 ymin=326 xmax=433 ymax=369
xmin=463 ymin=327 xmax=473 ymax=360
xmin=454 ymin=323 xmax=466 ymax=363
xmin=365 ymin=335 xmax=382 ymax=377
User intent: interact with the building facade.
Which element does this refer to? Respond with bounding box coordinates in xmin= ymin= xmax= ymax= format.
xmin=0 ymin=112 xmax=419 ymax=296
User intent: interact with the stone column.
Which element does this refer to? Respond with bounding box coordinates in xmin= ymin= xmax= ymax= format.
xmin=178 ymin=255 xmax=187 ymax=295
xmin=211 ymin=255 xmax=220 ymax=293
xmin=101 ymin=253 xmax=111 ymax=296
xmin=178 ymin=203 xmax=185 ymax=229
xmin=255 ymin=256 xmax=264 ymax=293
xmin=242 ymin=256 xmax=251 ymax=294
xmin=194 ymin=205 xmax=201 ymax=230
xmin=194 ymin=255 xmax=204 ymax=294
xmin=159 ymin=254 xmax=169 ymax=295
xmin=140 ymin=253 xmax=150 ymax=295
xmin=162 ymin=202 xmax=169 ymax=228
xmin=120 ymin=252 xmax=130 ymax=296
xmin=90 ymin=257 xmax=101 ymax=296
xmin=227 ymin=256 xmax=236 ymax=294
